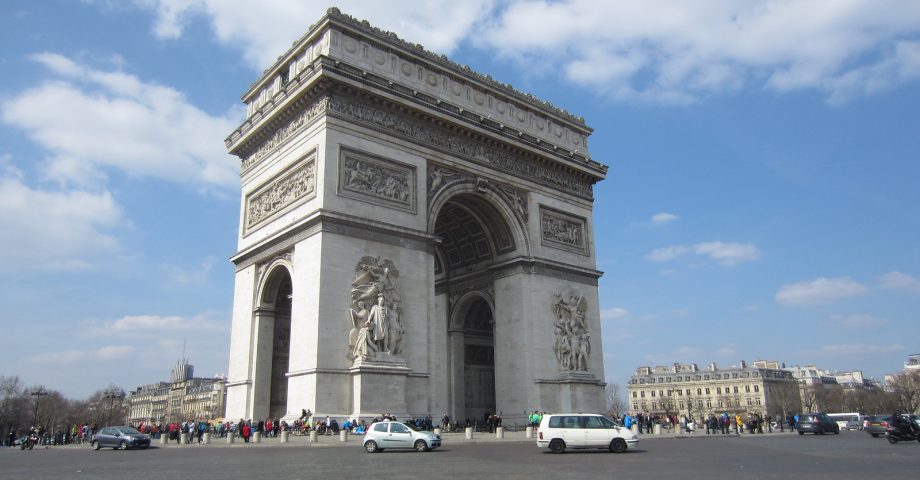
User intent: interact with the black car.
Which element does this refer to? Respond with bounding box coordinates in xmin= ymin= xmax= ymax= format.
xmin=797 ymin=413 xmax=840 ymax=435
xmin=92 ymin=426 xmax=151 ymax=450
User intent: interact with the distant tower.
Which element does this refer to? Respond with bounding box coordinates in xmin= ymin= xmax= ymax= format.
xmin=171 ymin=358 xmax=194 ymax=383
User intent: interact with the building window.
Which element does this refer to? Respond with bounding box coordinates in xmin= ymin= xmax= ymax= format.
xmin=747 ymin=398 xmax=753 ymax=406
xmin=705 ymin=388 xmax=710 ymax=394
xmin=706 ymin=400 xmax=712 ymax=408
xmin=659 ymin=390 xmax=664 ymax=397
xmin=666 ymin=377 xmax=672 ymax=382
xmin=756 ymin=399 xmax=761 ymax=405
xmin=754 ymin=385 xmax=759 ymax=392
xmin=697 ymin=388 xmax=702 ymax=395
xmin=632 ymin=391 xmax=637 ymax=398
xmin=686 ymin=389 xmax=691 ymax=395
xmin=718 ymin=400 xmax=723 ymax=407
xmin=679 ymin=402 xmax=684 ymax=409
xmin=677 ymin=390 xmax=682 ymax=396
xmin=641 ymin=392 xmax=645 ymax=398
xmin=704 ymin=375 xmax=710 ymax=380
xmin=745 ymin=385 xmax=750 ymax=393
xmin=717 ymin=387 xmax=722 ymax=394
xmin=715 ymin=374 xmax=721 ymax=379
xmin=650 ymin=378 xmax=655 ymax=384
xmin=651 ymin=390 xmax=656 ymax=397
xmin=639 ymin=379 xmax=645 ymax=384
xmin=733 ymin=386 xmax=739 ymax=394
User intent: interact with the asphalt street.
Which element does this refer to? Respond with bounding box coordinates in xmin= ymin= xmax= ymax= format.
xmin=2 ymin=430 xmax=919 ymax=480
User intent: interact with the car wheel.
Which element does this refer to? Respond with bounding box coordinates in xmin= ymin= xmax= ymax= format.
xmin=92 ymin=441 xmax=101 ymax=451
xmin=834 ymin=427 xmax=839 ymax=435
xmin=364 ymin=440 xmax=378 ymax=453
xmin=414 ymin=440 xmax=428 ymax=452
xmin=798 ymin=431 xmax=804 ymax=435
xmin=817 ymin=427 xmax=824 ymax=435
xmin=549 ymin=439 xmax=565 ymax=454
xmin=119 ymin=441 xmax=128 ymax=450
xmin=871 ymin=433 xmax=879 ymax=438
xmin=609 ymin=438 xmax=627 ymax=453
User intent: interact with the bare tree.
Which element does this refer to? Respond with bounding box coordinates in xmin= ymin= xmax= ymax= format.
xmin=800 ymin=384 xmax=818 ymax=412
xmin=887 ymin=371 xmax=920 ymax=414
xmin=605 ymin=383 xmax=626 ymax=419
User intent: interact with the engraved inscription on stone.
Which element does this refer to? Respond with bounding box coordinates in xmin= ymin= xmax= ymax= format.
xmin=540 ymin=206 xmax=588 ymax=254
xmin=552 ymin=290 xmax=590 ymax=372
xmin=338 ymin=147 xmax=416 ymax=213
xmin=244 ymin=154 xmax=317 ymax=234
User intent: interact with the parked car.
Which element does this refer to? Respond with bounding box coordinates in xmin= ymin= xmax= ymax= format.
xmin=537 ymin=413 xmax=638 ymax=453
xmin=864 ymin=415 xmax=892 ymax=438
xmin=91 ymin=426 xmax=151 ymax=450
xmin=362 ymin=421 xmax=440 ymax=452
xmin=796 ymin=413 xmax=840 ymax=435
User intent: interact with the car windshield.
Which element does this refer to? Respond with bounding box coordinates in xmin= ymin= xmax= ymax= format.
xmin=118 ymin=427 xmax=141 ymax=435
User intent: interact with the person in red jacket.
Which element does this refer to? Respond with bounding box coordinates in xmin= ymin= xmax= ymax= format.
xmin=241 ymin=420 xmax=251 ymax=443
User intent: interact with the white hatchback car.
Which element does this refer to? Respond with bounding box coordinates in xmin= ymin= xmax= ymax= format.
xmin=362 ymin=421 xmax=441 ymax=453
xmin=537 ymin=413 xmax=638 ymax=454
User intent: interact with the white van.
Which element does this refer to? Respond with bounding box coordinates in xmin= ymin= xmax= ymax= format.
xmin=536 ymin=413 xmax=638 ymax=453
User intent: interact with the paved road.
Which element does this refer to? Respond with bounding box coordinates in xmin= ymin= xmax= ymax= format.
xmin=2 ymin=430 xmax=919 ymax=480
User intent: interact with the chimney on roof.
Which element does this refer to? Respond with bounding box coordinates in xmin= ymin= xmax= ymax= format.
xmin=740 ymin=360 xmax=747 ymax=369
xmin=709 ymin=362 xmax=717 ymax=371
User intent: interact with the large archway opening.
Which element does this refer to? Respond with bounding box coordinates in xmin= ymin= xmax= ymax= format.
xmin=259 ymin=268 xmax=292 ymax=420
xmin=434 ymin=192 xmax=518 ymax=424
xmin=461 ymin=297 xmax=495 ymax=424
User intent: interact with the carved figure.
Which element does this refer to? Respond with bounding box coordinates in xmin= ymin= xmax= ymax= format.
xmin=551 ymin=291 xmax=590 ymax=372
xmin=347 ymin=256 xmax=403 ymax=361
xmin=351 ymin=317 xmax=376 ymax=359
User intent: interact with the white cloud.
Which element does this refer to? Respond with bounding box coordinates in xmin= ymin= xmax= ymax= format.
xmin=775 ymin=277 xmax=868 ymax=306
xmin=476 ymin=0 xmax=920 ymax=104
xmin=651 ymin=212 xmax=678 ymax=225
xmin=139 ymin=0 xmax=494 ymax=69
xmin=0 ymin=176 xmax=123 ymax=271
xmin=647 ymin=245 xmax=690 ymax=262
xmin=600 ymin=307 xmax=629 ymax=320
xmin=829 ymin=314 xmax=888 ymax=328
xmin=1 ymin=53 xmax=240 ymax=190
xmin=82 ymin=311 xmax=227 ymax=339
xmin=693 ymin=242 xmax=760 ymax=266
xmin=878 ymin=271 xmax=920 ymax=292
xmin=647 ymin=241 xmax=760 ymax=266
xmin=97 ymin=345 xmax=135 ymax=359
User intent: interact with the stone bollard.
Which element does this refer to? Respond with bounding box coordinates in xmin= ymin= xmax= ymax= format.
xmin=203 ymin=433 xmax=211 ymax=444
xmin=160 ymin=434 xmax=168 ymax=446
xmin=654 ymin=424 xmax=661 ymax=435
xmin=434 ymin=428 xmax=442 ymax=436
xmin=465 ymin=427 xmax=473 ymax=439
xmin=525 ymin=426 xmax=534 ymax=439
xmin=253 ymin=432 xmax=261 ymax=443
xmin=309 ymin=430 xmax=317 ymax=443
xmin=631 ymin=424 xmax=638 ymax=435
xmin=280 ymin=431 xmax=289 ymax=443
xmin=496 ymin=427 xmax=504 ymax=439
xmin=180 ymin=433 xmax=188 ymax=445
xmin=340 ymin=430 xmax=349 ymax=442
xmin=227 ymin=434 xmax=235 ymax=444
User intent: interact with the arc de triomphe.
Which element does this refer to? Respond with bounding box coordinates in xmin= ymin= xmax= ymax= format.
xmin=224 ymin=8 xmax=608 ymax=423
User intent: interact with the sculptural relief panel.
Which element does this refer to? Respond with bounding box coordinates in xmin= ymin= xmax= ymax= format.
xmin=338 ymin=147 xmax=417 ymax=213
xmin=552 ymin=290 xmax=591 ymax=372
xmin=539 ymin=205 xmax=588 ymax=255
xmin=347 ymin=256 xmax=405 ymax=362
xmin=244 ymin=153 xmax=317 ymax=235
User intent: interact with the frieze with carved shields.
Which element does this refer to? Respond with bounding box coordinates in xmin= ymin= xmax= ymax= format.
xmin=552 ymin=290 xmax=590 ymax=372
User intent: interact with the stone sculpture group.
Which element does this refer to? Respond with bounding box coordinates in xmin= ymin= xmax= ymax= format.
xmin=347 ymin=256 xmax=405 ymax=361
xmin=552 ymin=291 xmax=591 ymax=371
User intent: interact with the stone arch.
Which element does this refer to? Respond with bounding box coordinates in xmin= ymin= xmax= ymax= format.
xmin=427 ymin=179 xmax=531 ymax=261
xmin=446 ymin=290 xmax=496 ymax=423
xmin=252 ymin=258 xmax=293 ymax=420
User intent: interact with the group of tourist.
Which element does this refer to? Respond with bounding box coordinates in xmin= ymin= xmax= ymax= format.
xmin=5 ymin=423 xmax=99 ymax=447
xmin=619 ymin=411 xmax=796 ymax=434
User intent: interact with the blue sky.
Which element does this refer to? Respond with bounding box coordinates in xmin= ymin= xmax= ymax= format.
xmin=1 ymin=0 xmax=918 ymax=399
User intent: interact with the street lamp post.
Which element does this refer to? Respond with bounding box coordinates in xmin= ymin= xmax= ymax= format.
xmin=105 ymin=390 xmax=125 ymax=426
xmin=30 ymin=387 xmax=49 ymax=428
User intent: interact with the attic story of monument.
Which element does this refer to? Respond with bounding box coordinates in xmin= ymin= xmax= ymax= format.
xmin=223 ymin=8 xmax=610 ymax=423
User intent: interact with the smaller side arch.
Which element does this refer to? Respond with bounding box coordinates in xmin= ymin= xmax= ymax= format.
xmin=255 ymin=256 xmax=294 ymax=308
